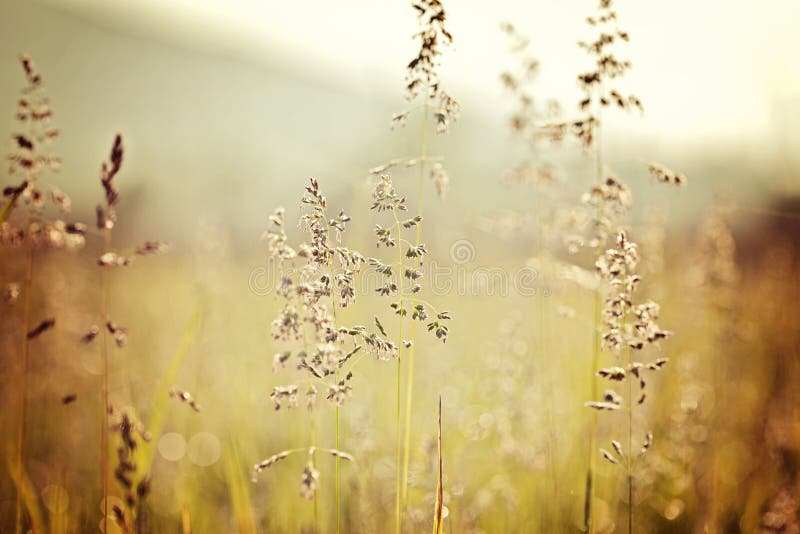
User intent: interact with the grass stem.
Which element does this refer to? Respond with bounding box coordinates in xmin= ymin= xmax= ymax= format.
xmin=100 ymin=228 xmax=111 ymax=534
xmin=15 ymin=242 xmax=34 ymax=534
xmin=627 ymin=344 xmax=633 ymax=534
xmin=395 ymin=211 xmax=406 ymax=534
xmin=401 ymin=94 xmax=429 ymax=513
xmin=584 ymin=89 xmax=604 ymax=534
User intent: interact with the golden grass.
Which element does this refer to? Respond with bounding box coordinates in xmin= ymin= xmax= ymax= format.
xmin=1 ymin=2 xmax=799 ymax=533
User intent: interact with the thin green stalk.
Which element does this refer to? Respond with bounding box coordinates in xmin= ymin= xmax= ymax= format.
xmin=394 ymin=211 xmax=406 ymax=534
xmin=584 ymin=97 xmax=603 ymax=534
xmin=395 ymin=355 xmax=402 ymax=534
xmin=584 ymin=289 xmax=600 ymax=533
xmin=15 ymin=242 xmax=34 ymax=534
xmin=138 ymin=299 xmax=204 ymax=476
xmin=536 ymin=193 xmax=559 ymax=531
xmin=401 ymin=99 xmax=429 ymax=511
xmin=326 ymin=246 xmax=341 ymax=534
xmin=223 ymin=440 xmax=257 ymax=534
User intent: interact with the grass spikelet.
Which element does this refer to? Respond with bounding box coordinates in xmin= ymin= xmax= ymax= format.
xmin=169 ymin=387 xmax=203 ymax=413
xmin=1 ymin=54 xmax=84 ymax=534
xmin=90 ymin=133 xmax=166 ymax=532
xmin=374 ymin=2 xmax=460 ymax=527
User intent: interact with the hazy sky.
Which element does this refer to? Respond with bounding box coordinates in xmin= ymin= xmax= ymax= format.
xmin=0 ymin=0 xmax=795 ymax=244
xmin=43 ymin=0 xmax=800 ymax=145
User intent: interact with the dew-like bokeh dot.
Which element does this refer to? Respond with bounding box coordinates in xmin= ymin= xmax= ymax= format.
xmin=187 ymin=432 xmax=221 ymax=466
xmin=41 ymin=484 xmax=69 ymax=513
xmin=80 ymin=349 xmax=103 ymax=375
xmin=158 ymin=432 xmax=187 ymax=461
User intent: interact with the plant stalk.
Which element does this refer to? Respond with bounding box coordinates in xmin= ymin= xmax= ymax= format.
xmin=100 ymin=228 xmax=111 ymax=533
xmin=584 ymin=95 xmax=604 ymax=534
xmin=15 ymin=242 xmax=34 ymax=534
xmin=401 ymin=98 xmax=429 ymax=512
xmin=627 ymin=345 xmax=633 ymax=534
xmin=394 ymin=208 xmax=407 ymax=534
xmin=327 ymin=249 xmax=341 ymax=534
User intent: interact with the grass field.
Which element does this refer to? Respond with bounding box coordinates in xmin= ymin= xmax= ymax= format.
xmin=1 ymin=1 xmax=799 ymax=532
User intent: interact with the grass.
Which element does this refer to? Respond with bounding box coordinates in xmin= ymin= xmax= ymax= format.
xmin=15 ymin=242 xmax=33 ymax=534
xmin=0 ymin=1 xmax=798 ymax=533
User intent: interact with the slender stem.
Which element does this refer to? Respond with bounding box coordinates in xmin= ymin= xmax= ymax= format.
xmin=584 ymin=93 xmax=604 ymax=534
xmin=395 ymin=215 xmax=406 ymax=534
xmin=335 ymin=404 xmax=340 ymax=534
xmin=395 ymin=360 xmax=403 ymax=534
xmin=15 ymin=113 xmax=41 ymax=534
xmin=584 ymin=287 xmax=601 ymax=532
xmin=310 ymin=409 xmax=319 ymax=530
xmin=401 ymin=99 xmax=429 ymax=511
xmin=627 ymin=345 xmax=633 ymax=534
xmin=535 ymin=193 xmax=558 ymax=530
xmin=0 ymin=187 xmax=24 ymax=225
xmin=15 ymin=242 xmax=34 ymax=534
xmin=329 ymin=256 xmax=340 ymax=534
xmin=100 ymin=228 xmax=111 ymax=533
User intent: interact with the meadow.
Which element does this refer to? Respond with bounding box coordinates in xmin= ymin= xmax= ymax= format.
xmin=1 ymin=0 xmax=799 ymax=533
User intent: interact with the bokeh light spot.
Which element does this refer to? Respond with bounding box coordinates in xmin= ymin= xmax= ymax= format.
xmin=158 ymin=432 xmax=187 ymax=461
xmin=188 ymin=432 xmax=221 ymax=466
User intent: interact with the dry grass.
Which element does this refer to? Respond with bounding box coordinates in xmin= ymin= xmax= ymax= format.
xmin=0 ymin=1 xmax=799 ymax=533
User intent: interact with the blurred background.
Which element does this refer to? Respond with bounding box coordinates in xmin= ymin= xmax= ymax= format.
xmin=0 ymin=0 xmax=799 ymax=532
xmin=1 ymin=0 xmax=799 ymax=238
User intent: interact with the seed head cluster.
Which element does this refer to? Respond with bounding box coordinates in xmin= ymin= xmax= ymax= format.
xmin=255 ymin=174 xmax=449 ymax=497
xmin=405 ymin=0 xmax=460 ymax=135
xmin=109 ymin=407 xmax=152 ymax=528
xmin=2 ymin=55 xmax=84 ymax=251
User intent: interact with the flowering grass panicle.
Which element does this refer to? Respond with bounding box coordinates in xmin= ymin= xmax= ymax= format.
xmin=531 ymin=2 xmax=687 ymax=531
xmin=375 ymin=0 xmax=459 ymax=198
xmin=372 ymin=4 xmax=460 ymax=529
xmin=403 ymin=0 xmax=460 ymax=137
xmin=88 ymin=133 xmax=168 ymax=533
xmin=369 ymin=174 xmax=450 ymax=344
xmin=255 ymin=175 xmax=450 ymax=534
xmin=256 ymin=178 xmax=393 ymax=534
xmin=108 ymin=406 xmax=152 ymax=531
xmin=0 ymin=55 xmax=89 ymax=534
xmin=586 ymin=229 xmax=672 ymax=532
xmin=2 ymin=55 xmax=64 ymax=225
xmin=541 ymin=0 xmax=641 ymax=147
